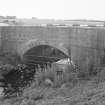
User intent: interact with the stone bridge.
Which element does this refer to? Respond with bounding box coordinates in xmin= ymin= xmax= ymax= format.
xmin=0 ymin=25 xmax=105 ymax=71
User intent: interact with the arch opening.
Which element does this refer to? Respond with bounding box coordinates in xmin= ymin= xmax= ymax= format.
xmin=22 ymin=45 xmax=68 ymax=65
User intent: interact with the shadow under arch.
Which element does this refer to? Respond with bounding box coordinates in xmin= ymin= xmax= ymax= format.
xmin=20 ymin=40 xmax=69 ymax=65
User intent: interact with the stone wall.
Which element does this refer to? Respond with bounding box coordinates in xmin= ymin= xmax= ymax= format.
xmin=0 ymin=26 xmax=105 ymax=71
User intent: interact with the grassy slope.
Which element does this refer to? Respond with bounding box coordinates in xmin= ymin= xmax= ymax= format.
xmin=0 ymin=65 xmax=105 ymax=105
xmin=1 ymin=80 xmax=105 ymax=105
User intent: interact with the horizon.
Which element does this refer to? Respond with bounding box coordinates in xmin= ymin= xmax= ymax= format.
xmin=0 ymin=0 xmax=105 ymax=21
xmin=0 ymin=16 xmax=105 ymax=22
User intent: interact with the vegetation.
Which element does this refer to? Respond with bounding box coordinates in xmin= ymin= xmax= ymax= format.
xmin=0 ymin=63 xmax=105 ymax=105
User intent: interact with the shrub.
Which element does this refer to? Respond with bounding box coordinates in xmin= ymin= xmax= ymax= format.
xmin=77 ymin=72 xmax=90 ymax=80
xmin=0 ymin=62 xmax=79 ymax=97
xmin=93 ymin=67 xmax=105 ymax=83
xmin=34 ymin=63 xmax=78 ymax=88
xmin=0 ymin=64 xmax=36 ymax=96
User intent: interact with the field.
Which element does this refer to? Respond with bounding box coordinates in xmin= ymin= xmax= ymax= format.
xmin=0 ymin=64 xmax=105 ymax=105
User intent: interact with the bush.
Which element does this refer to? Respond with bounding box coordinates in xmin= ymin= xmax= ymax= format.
xmin=0 ymin=64 xmax=36 ymax=96
xmin=93 ymin=67 xmax=105 ymax=83
xmin=0 ymin=62 xmax=79 ymax=97
xmin=34 ymin=64 xmax=78 ymax=88
xmin=77 ymin=72 xmax=90 ymax=80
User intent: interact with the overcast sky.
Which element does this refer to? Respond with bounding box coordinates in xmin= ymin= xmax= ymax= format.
xmin=0 ymin=0 xmax=105 ymax=20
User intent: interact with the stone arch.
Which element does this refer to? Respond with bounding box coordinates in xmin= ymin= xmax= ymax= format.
xmin=20 ymin=39 xmax=69 ymax=61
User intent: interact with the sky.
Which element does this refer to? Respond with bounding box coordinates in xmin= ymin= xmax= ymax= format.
xmin=0 ymin=0 xmax=105 ymax=20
